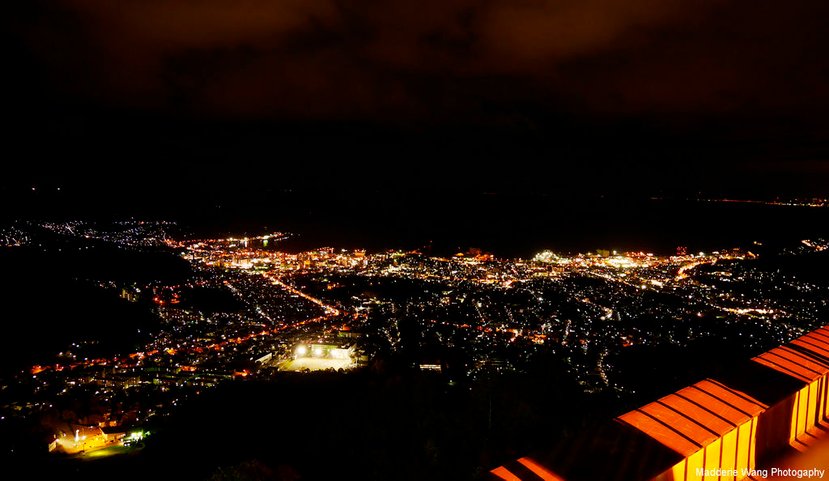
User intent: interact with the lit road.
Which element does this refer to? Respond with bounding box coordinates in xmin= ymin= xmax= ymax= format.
xmin=30 ymin=277 xmax=340 ymax=376
xmin=262 ymin=273 xmax=341 ymax=316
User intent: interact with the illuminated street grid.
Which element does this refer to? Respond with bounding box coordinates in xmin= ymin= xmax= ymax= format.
xmin=1 ymin=220 xmax=827 ymax=454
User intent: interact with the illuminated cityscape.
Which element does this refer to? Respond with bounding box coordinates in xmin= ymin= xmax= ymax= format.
xmin=2 ymin=216 xmax=829 ymax=479
xmin=4 ymin=0 xmax=829 ymax=479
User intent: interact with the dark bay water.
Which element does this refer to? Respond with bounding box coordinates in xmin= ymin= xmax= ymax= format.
xmin=8 ymin=188 xmax=829 ymax=257
xmin=179 ymin=194 xmax=829 ymax=257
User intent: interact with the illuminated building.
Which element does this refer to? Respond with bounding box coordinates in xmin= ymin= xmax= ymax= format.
xmin=490 ymin=325 xmax=829 ymax=481
xmin=280 ymin=342 xmax=356 ymax=371
xmin=51 ymin=425 xmax=120 ymax=455
xmin=120 ymin=286 xmax=140 ymax=303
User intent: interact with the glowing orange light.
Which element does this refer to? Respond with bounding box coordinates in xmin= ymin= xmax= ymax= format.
xmin=517 ymin=457 xmax=564 ymax=481
xmin=490 ymin=466 xmax=522 ymax=481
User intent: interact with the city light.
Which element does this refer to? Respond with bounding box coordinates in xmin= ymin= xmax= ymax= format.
xmin=6 ymin=217 xmax=828 ymax=470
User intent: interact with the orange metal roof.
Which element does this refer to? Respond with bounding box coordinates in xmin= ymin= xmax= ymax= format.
xmin=617 ymin=378 xmax=766 ymax=456
xmin=659 ymin=393 xmax=735 ymax=433
xmin=491 ymin=466 xmax=522 ymax=481
xmin=618 ymin=409 xmax=702 ymax=456
xmin=517 ymin=458 xmax=565 ymax=481
xmin=491 ymin=458 xmax=567 ymax=481
xmin=790 ymin=337 xmax=829 ymax=357
xmin=752 ymin=329 xmax=829 ymax=383
xmin=488 ymin=324 xmax=829 ymax=480
xmin=798 ymin=329 xmax=829 ymax=353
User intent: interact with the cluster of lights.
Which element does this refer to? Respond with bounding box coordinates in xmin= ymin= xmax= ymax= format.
xmin=294 ymin=344 xmax=326 ymax=358
xmin=13 ymin=218 xmax=826 ymax=460
xmin=532 ymin=251 xmax=561 ymax=263
xmin=294 ymin=344 xmax=351 ymax=360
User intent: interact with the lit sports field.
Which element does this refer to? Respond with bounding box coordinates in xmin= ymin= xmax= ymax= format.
xmin=77 ymin=445 xmax=135 ymax=460
xmin=279 ymin=357 xmax=354 ymax=371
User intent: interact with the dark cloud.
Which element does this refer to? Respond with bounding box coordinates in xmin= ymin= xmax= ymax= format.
xmin=2 ymin=0 xmax=828 ymax=195
xmin=8 ymin=0 xmax=826 ymax=122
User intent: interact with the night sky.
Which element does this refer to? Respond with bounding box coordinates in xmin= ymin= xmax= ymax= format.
xmin=3 ymin=1 xmax=829 ymax=203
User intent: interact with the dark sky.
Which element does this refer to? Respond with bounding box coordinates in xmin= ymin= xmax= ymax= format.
xmin=3 ymin=0 xmax=829 ymax=201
